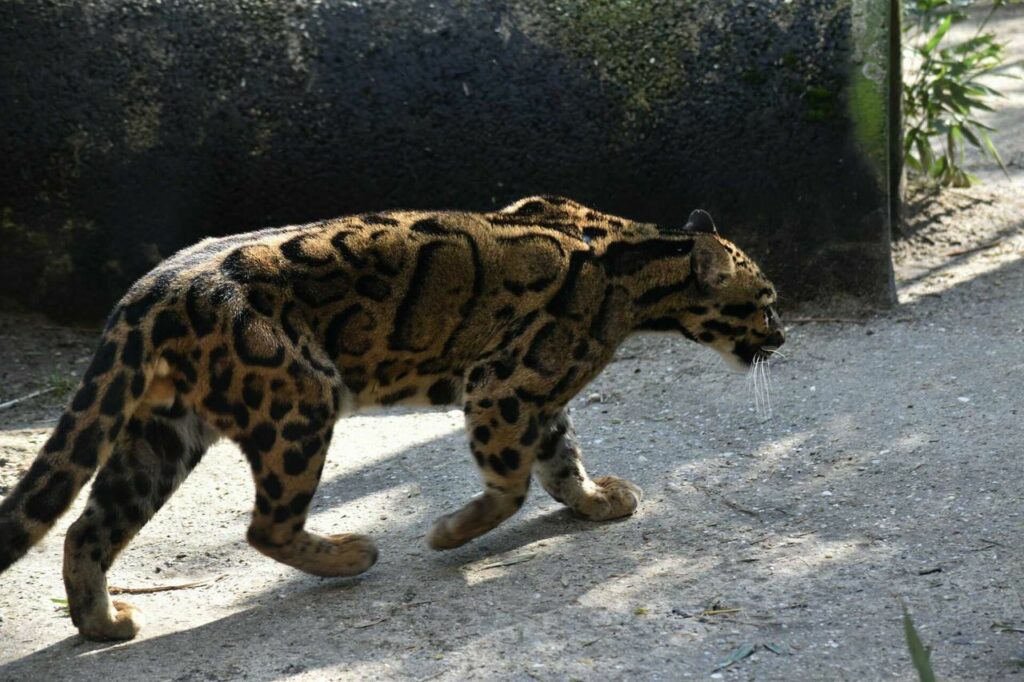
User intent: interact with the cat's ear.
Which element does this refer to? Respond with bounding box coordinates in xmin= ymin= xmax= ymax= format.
xmin=690 ymin=237 xmax=735 ymax=292
xmin=683 ymin=209 xmax=717 ymax=234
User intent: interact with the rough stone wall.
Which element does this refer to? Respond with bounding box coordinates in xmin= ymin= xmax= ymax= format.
xmin=0 ymin=0 xmax=895 ymax=321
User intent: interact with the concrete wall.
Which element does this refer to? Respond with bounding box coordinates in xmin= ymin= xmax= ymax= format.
xmin=0 ymin=0 xmax=895 ymax=321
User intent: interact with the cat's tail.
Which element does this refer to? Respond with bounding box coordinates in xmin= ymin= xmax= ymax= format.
xmin=0 ymin=325 xmax=159 ymax=573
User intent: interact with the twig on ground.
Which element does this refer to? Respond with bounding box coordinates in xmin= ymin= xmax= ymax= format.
xmin=107 ymin=575 xmax=225 ymax=595
xmin=787 ymin=316 xmax=870 ymax=325
xmin=691 ymin=483 xmax=761 ymax=520
xmin=701 ymin=607 xmax=742 ymax=617
xmin=946 ymin=238 xmax=1004 ymax=257
xmin=787 ymin=316 xmax=914 ymax=325
xmin=0 ymin=387 xmax=56 ymax=411
xmin=477 ymin=553 xmax=537 ymax=570
xmin=352 ymin=616 xmax=391 ymax=629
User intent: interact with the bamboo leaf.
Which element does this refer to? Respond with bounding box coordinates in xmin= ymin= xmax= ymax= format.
xmin=902 ymin=603 xmax=937 ymax=682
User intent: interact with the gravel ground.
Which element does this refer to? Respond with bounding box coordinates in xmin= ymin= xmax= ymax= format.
xmin=3 ymin=7 xmax=1024 ymax=681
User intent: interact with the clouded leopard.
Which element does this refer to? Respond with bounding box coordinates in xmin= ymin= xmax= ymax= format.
xmin=0 ymin=195 xmax=784 ymax=640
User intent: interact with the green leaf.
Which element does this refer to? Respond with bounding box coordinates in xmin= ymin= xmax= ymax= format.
xmin=902 ymin=603 xmax=937 ymax=682
xmin=713 ymin=643 xmax=756 ymax=672
xmin=923 ymin=15 xmax=953 ymax=54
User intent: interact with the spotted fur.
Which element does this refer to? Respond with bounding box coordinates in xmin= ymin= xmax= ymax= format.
xmin=0 ymin=196 xmax=783 ymax=640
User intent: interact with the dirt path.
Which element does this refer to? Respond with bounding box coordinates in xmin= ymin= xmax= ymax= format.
xmin=3 ymin=9 xmax=1024 ymax=682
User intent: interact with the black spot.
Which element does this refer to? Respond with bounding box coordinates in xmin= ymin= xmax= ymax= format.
xmin=270 ymin=400 xmax=292 ymax=420
xmin=473 ymin=426 xmax=491 ymax=444
xmin=514 ymin=495 xmax=526 ymax=508
xmin=492 ymin=357 xmax=515 ymax=380
xmin=380 ymin=386 xmax=417 ymax=405
xmin=121 ymin=281 xmax=167 ymax=325
xmin=163 ymin=350 xmax=198 ymax=385
xmin=247 ymin=288 xmax=277 ymax=317
xmin=410 ymin=218 xmax=448 ymax=235
xmin=123 ymin=504 xmax=143 ymax=524
xmin=498 ymin=397 xmax=520 ymax=424
xmin=283 ymin=449 xmax=307 ymax=475
xmin=109 ymin=528 xmax=125 ymax=545
xmin=117 ymin=331 xmax=143 ymax=369
xmin=45 ymin=414 xmax=76 ymax=453
xmin=514 ymin=387 xmax=547 ymax=405
xmin=133 ymin=472 xmax=152 ymax=497
xmin=71 ymin=382 xmax=98 ymax=412
xmin=129 ymin=374 xmax=146 ymax=400
xmin=427 ymin=379 xmax=456 ymax=405
xmin=603 ymin=238 xmax=694 ymax=277
xmin=477 ymin=398 xmax=494 ymax=409
xmin=262 ymin=473 xmax=283 ymax=500
xmin=495 ymin=306 xmax=515 ymax=319
xmin=247 ymin=422 xmax=278 ymax=454
xmin=144 ymin=420 xmax=185 ymax=462
xmin=488 ymin=454 xmax=508 ymax=477
xmin=325 ymin=304 xmax=373 ymax=358
xmin=551 ymin=367 xmax=579 ymax=398
xmin=503 ymin=280 xmax=526 ymax=296
xmin=500 ymin=448 xmax=521 ymax=470
xmin=0 ymin=520 xmax=29 ymax=570
xmin=281 ymin=234 xmax=333 ymax=266
xmin=153 ymin=397 xmax=187 ymax=419
xmin=721 ymin=303 xmax=757 ymax=318
xmin=24 ymin=470 xmax=75 ymax=523
xmin=572 ymin=339 xmax=589 ymax=360
xmin=185 ymin=277 xmax=218 ymax=337
xmin=523 ymin=322 xmax=557 ymax=371
xmin=70 ymin=423 xmax=102 ymax=468
xmin=84 ymin=341 xmax=118 ymax=382
xmin=636 ymin=279 xmax=694 ymax=306
xmin=108 ymin=415 xmax=125 ymax=441
xmin=687 ymin=305 xmax=709 ymax=315
xmin=99 ymin=373 xmax=127 ymax=416
xmin=300 ymin=435 xmax=323 ymax=458
xmin=699 ymin=331 xmax=715 ymax=342
xmin=19 ymin=459 xmax=52 ymax=490
xmin=583 ymin=227 xmax=607 ymax=241
xmin=362 ymin=214 xmax=399 ymax=226
xmin=289 ymin=492 xmax=312 ymax=514
xmin=468 ymin=367 xmax=486 ymax=384
xmin=703 ymin=320 xmax=746 ymax=336
xmin=72 ymin=522 xmax=99 ymax=548
xmin=282 ymin=420 xmax=317 ymax=442
xmin=355 ymin=275 xmax=391 ymax=301
xmin=511 ymin=200 xmax=547 ymax=216
xmin=519 ymin=418 xmax=539 ymax=446
xmin=256 ymin=494 xmax=272 ymax=515
xmin=330 ymin=230 xmax=367 ymax=269
xmin=151 ymin=310 xmax=189 ymax=347
xmin=546 ymin=251 xmax=590 ymax=318
xmin=242 ymin=374 xmax=266 ymax=410
xmin=638 ymin=317 xmax=685 ymax=333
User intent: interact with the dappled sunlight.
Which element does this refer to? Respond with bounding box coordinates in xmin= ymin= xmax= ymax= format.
xmin=313 ymin=482 xmax=429 ymax=537
xmin=329 ymin=409 xmax=465 ymax=467
xmin=900 ymin=235 xmax=1024 ymax=303
xmin=460 ymin=532 xmax=577 ymax=587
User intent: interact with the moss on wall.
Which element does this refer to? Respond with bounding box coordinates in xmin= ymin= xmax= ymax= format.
xmin=0 ymin=0 xmax=895 ymax=321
